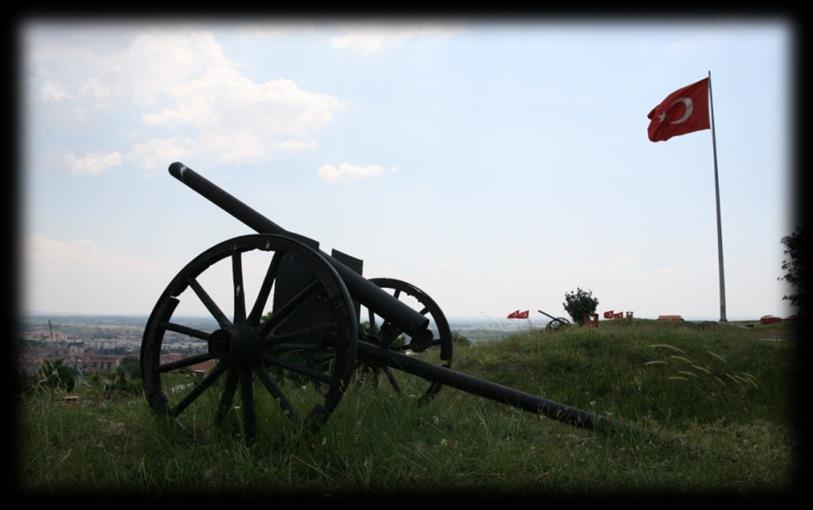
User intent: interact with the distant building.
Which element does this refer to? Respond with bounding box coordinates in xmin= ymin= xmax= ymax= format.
xmin=160 ymin=352 xmax=217 ymax=375
xmin=80 ymin=353 xmax=122 ymax=373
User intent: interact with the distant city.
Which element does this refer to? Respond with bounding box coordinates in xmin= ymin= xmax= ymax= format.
xmin=16 ymin=314 xmax=537 ymax=375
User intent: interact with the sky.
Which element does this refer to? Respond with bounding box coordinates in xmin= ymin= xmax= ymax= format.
xmin=19 ymin=17 xmax=796 ymax=322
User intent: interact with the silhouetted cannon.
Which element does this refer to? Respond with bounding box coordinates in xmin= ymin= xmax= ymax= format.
xmin=538 ymin=309 xmax=571 ymax=331
xmin=140 ymin=162 xmax=650 ymax=442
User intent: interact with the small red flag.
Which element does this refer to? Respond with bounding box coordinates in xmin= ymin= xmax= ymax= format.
xmin=613 ymin=312 xmax=624 ymax=319
xmin=507 ymin=310 xmax=519 ymax=319
xmin=647 ymin=78 xmax=710 ymax=142
xmin=517 ymin=310 xmax=529 ymax=319
xmin=603 ymin=310 xmax=614 ymax=319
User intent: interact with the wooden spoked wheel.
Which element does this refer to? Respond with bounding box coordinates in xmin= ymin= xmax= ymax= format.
xmin=358 ymin=278 xmax=452 ymax=405
xmin=545 ymin=317 xmax=571 ymax=332
xmin=140 ymin=234 xmax=357 ymax=442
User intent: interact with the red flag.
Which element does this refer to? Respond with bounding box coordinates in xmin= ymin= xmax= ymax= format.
xmin=647 ymin=78 xmax=710 ymax=142
xmin=507 ymin=310 xmax=519 ymax=319
xmin=517 ymin=310 xmax=529 ymax=319
xmin=613 ymin=312 xmax=624 ymax=319
xmin=603 ymin=310 xmax=614 ymax=319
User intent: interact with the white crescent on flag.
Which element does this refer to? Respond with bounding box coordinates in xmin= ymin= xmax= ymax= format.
xmin=669 ymin=97 xmax=694 ymax=124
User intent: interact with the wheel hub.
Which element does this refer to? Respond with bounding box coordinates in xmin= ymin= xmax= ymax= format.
xmin=209 ymin=325 xmax=262 ymax=369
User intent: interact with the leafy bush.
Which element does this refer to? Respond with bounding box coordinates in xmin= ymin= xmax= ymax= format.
xmin=562 ymin=287 xmax=599 ymax=325
xmin=31 ymin=359 xmax=77 ymax=393
xmin=118 ymin=356 xmax=140 ymax=380
xmin=451 ymin=330 xmax=471 ymax=347
xmin=779 ymin=226 xmax=805 ymax=316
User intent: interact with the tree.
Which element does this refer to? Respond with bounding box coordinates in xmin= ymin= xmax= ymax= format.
xmin=563 ymin=287 xmax=599 ymax=326
xmin=779 ymin=226 xmax=806 ymax=317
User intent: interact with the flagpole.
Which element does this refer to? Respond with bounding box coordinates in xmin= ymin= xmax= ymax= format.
xmin=708 ymin=70 xmax=727 ymax=322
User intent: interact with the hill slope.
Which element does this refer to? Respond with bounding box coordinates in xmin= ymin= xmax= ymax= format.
xmin=18 ymin=319 xmax=797 ymax=495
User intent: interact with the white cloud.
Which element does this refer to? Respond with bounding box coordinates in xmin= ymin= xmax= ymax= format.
xmin=123 ymin=32 xmax=345 ymax=166
xmin=331 ymin=30 xmax=413 ymax=56
xmin=236 ymin=23 xmax=316 ymax=40
xmin=79 ymin=77 xmax=111 ymax=102
xmin=271 ymin=138 xmax=317 ymax=152
xmin=40 ymin=81 xmax=70 ymax=101
xmin=141 ymin=95 xmax=220 ymax=127
xmin=199 ymin=131 xmax=265 ymax=165
xmin=126 ymin=137 xmax=194 ymax=173
xmin=317 ymin=162 xmax=398 ymax=183
xmin=64 ymin=151 xmax=123 ymax=176
xmin=26 ymin=28 xmax=345 ymax=171
xmin=330 ymin=24 xmax=461 ymax=56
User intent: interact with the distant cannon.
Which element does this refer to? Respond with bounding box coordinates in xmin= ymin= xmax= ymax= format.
xmin=537 ymin=309 xmax=571 ymax=332
xmin=140 ymin=162 xmax=655 ymax=442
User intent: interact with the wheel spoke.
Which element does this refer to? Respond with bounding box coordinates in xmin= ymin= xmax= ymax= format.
xmin=170 ymin=362 xmax=229 ymax=418
xmin=232 ymin=250 xmax=246 ymax=324
xmin=189 ymin=278 xmax=231 ymax=329
xmin=144 ymin=234 xmax=358 ymax=440
xmin=240 ymin=369 xmax=256 ymax=441
xmin=261 ymin=352 xmax=333 ymax=384
xmin=158 ymin=352 xmax=216 ymax=373
xmin=369 ymin=312 xmax=379 ymax=335
xmin=364 ymin=278 xmax=453 ymax=406
xmin=162 ymin=321 xmax=212 ymax=341
xmin=247 ymin=253 xmax=282 ymax=326
xmin=215 ymin=367 xmax=239 ymax=425
xmin=382 ymin=367 xmax=402 ymax=394
xmin=258 ymin=280 xmax=322 ymax=337
xmin=267 ymin=342 xmax=335 ymax=353
xmin=255 ymin=364 xmax=299 ymax=421
xmin=261 ymin=321 xmax=338 ymax=348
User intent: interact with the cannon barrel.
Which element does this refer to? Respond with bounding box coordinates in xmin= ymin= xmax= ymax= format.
xmin=356 ymin=339 xmax=660 ymax=438
xmin=167 ymin=162 xmax=433 ymax=346
xmin=537 ymin=309 xmax=557 ymax=321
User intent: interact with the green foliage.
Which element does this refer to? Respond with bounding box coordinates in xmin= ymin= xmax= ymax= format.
xmin=779 ymin=226 xmax=805 ymax=316
xmin=106 ymin=368 xmax=143 ymax=397
xmin=17 ymin=320 xmax=794 ymax=493
xmin=451 ymin=330 xmax=470 ymax=347
xmin=118 ymin=356 xmax=141 ymax=380
xmin=31 ymin=359 xmax=77 ymax=393
xmin=562 ymin=287 xmax=599 ymax=325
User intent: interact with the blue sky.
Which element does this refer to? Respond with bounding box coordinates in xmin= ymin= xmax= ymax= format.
xmin=20 ymin=19 xmax=794 ymax=321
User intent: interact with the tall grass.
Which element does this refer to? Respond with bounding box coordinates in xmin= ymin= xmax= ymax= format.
xmin=17 ymin=320 xmax=796 ymax=495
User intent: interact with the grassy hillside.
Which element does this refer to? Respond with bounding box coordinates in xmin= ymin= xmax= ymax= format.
xmin=16 ymin=319 xmax=797 ymax=495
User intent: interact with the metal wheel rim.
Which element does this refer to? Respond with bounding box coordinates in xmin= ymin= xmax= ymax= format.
xmin=140 ymin=234 xmax=357 ymax=441
xmin=361 ymin=277 xmax=452 ymax=405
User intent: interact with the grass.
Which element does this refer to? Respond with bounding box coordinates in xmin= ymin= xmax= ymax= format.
xmin=16 ymin=319 xmax=798 ymax=496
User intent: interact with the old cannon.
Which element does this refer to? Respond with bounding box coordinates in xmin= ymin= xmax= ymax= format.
xmin=140 ymin=162 xmax=648 ymax=442
xmin=537 ymin=309 xmax=571 ymax=332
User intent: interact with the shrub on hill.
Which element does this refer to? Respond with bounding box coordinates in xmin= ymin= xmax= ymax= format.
xmin=563 ymin=287 xmax=599 ymax=325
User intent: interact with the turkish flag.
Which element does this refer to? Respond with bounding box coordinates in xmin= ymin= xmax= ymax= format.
xmin=603 ymin=310 xmax=614 ymax=319
xmin=647 ymin=78 xmax=710 ymax=142
xmin=517 ymin=310 xmax=529 ymax=319
xmin=507 ymin=310 xmax=519 ymax=319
